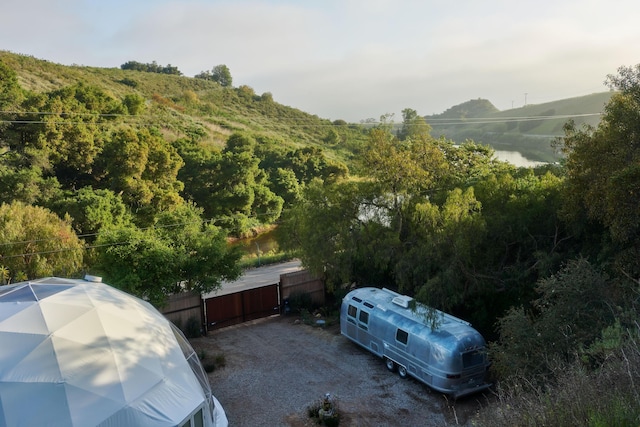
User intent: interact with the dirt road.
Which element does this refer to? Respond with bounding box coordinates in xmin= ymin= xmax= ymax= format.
xmin=191 ymin=315 xmax=489 ymax=427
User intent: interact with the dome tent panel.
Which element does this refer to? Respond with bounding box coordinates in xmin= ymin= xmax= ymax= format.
xmin=0 ymin=382 xmax=73 ymax=427
xmin=4 ymin=337 xmax=63 ymax=383
xmin=0 ymin=331 xmax=49 ymax=376
xmin=39 ymin=297 xmax=96 ymax=334
xmin=0 ymin=301 xmax=49 ymax=334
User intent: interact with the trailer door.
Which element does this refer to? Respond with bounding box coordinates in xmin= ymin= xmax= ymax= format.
xmin=357 ymin=307 xmax=373 ymax=349
xmin=345 ymin=303 xmax=358 ymax=338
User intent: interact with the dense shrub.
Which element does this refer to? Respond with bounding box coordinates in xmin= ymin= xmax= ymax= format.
xmin=476 ymin=327 xmax=640 ymax=426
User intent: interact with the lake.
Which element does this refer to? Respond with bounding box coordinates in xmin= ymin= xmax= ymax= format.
xmin=494 ymin=150 xmax=546 ymax=168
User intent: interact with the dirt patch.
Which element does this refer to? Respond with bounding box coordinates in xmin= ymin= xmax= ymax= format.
xmin=191 ymin=315 xmax=491 ymax=427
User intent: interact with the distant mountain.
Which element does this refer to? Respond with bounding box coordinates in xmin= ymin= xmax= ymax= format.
xmin=425 ymin=92 xmax=613 ymax=162
xmin=427 ymin=98 xmax=499 ymax=119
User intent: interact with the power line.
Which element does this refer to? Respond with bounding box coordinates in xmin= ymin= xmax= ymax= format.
xmin=0 ymin=110 xmax=603 ymax=128
xmin=0 ymin=112 xmax=602 ymax=128
xmin=425 ymin=113 xmax=601 ymax=126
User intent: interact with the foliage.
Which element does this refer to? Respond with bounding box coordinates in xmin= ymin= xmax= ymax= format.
xmin=47 ymin=186 xmax=132 ymax=239
xmin=92 ymin=204 xmax=243 ymax=306
xmin=120 ymin=60 xmax=182 ymax=75
xmin=195 ymin=64 xmax=233 ymax=87
xmin=307 ymin=394 xmax=340 ymax=427
xmin=277 ymin=179 xmax=364 ymax=289
xmin=397 ymin=108 xmax=431 ymax=141
xmin=476 ymin=325 xmax=640 ymax=427
xmin=280 ymin=125 xmax=567 ymax=334
xmin=0 ymin=161 xmax=62 ymax=206
xmin=560 ymin=65 xmax=640 ymax=246
xmin=0 ymin=59 xmax=24 ymax=113
xmin=101 ymin=126 xmax=185 ymax=226
xmin=0 ymin=201 xmax=83 ymax=282
xmin=489 ymin=259 xmax=622 ymax=382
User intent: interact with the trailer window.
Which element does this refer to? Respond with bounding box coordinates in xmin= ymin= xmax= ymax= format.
xmin=396 ymin=329 xmax=409 ymax=345
xmin=462 ymin=350 xmax=484 ymax=368
xmin=348 ymin=304 xmax=357 ymax=318
xmin=359 ymin=310 xmax=369 ymax=324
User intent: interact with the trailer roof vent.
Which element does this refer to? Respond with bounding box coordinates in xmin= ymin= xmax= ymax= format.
xmin=391 ymin=295 xmax=412 ymax=309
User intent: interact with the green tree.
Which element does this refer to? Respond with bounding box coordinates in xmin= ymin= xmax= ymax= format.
xmin=212 ymin=64 xmax=232 ymax=87
xmin=122 ymin=93 xmax=146 ymax=115
xmin=490 ymin=259 xmax=617 ymax=381
xmin=269 ymin=167 xmax=301 ymax=206
xmin=178 ymin=133 xmax=284 ymax=234
xmin=361 ymin=128 xmax=448 ymax=234
xmin=153 ymin=203 xmax=243 ymax=294
xmin=196 ymin=64 xmax=233 ymax=87
xmin=277 ymin=179 xmax=363 ymax=288
xmin=0 ymin=201 xmax=83 ymax=281
xmin=100 ymin=127 xmax=184 ymax=225
xmin=397 ymin=108 xmax=431 ymax=141
xmin=0 ymin=60 xmax=24 ymax=125
xmin=93 ymin=204 xmax=242 ymax=306
xmin=400 ymin=187 xmax=485 ymax=304
xmin=92 ymin=225 xmax=181 ymax=306
xmin=560 ymin=65 xmax=640 ymax=244
xmin=48 ymin=186 xmax=132 ymax=239
xmin=0 ymin=161 xmax=62 ymax=206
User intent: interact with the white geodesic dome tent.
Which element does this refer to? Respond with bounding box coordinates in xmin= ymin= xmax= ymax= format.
xmin=0 ymin=276 xmax=228 ymax=427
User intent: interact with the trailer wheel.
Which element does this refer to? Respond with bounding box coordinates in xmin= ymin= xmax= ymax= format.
xmin=398 ymin=365 xmax=408 ymax=379
xmin=385 ymin=358 xmax=396 ymax=372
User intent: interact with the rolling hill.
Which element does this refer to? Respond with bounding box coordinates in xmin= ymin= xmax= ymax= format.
xmin=1 ymin=51 xmax=612 ymax=165
xmin=425 ymin=92 xmax=613 ymax=162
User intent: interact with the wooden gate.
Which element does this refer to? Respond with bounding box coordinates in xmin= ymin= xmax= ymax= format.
xmin=204 ymin=283 xmax=280 ymax=330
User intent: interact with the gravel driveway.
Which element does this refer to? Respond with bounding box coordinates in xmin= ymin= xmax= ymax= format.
xmin=191 ymin=315 xmax=490 ymax=426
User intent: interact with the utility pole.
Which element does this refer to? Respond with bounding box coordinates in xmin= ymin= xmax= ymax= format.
xmin=524 ymin=93 xmax=528 ymax=106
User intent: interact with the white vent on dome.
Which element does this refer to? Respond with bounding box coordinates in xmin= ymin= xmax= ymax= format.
xmin=84 ymin=274 xmax=102 ymax=283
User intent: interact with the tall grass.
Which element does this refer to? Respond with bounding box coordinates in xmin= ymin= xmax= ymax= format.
xmin=475 ymin=327 xmax=640 ymax=426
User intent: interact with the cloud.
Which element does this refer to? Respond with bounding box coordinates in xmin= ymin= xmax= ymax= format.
xmin=2 ymin=0 xmax=639 ymax=121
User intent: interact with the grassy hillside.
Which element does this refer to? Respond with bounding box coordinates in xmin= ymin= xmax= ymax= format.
xmin=2 ymin=51 xmax=613 ymax=164
xmin=0 ymin=51 xmax=367 ymax=164
xmin=426 ymin=92 xmax=613 ymax=162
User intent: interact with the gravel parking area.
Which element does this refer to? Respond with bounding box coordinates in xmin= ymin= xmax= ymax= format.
xmin=190 ymin=315 xmax=490 ymax=426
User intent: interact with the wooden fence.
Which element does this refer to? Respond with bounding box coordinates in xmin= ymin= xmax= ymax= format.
xmin=204 ymin=284 xmax=280 ymax=331
xmin=161 ymin=268 xmax=324 ymax=333
xmin=279 ymin=269 xmax=325 ymax=306
xmin=160 ymin=291 xmax=203 ymax=330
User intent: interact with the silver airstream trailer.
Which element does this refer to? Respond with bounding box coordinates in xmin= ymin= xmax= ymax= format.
xmin=340 ymin=287 xmax=491 ymax=398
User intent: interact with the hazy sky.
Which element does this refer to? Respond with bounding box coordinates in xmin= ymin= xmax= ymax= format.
xmin=2 ymin=0 xmax=638 ymax=121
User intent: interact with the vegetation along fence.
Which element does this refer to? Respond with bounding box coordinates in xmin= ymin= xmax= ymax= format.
xmin=163 ymin=269 xmax=324 ymax=332
xmin=160 ymin=291 xmax=204 ymax=333
xmin=279 ymin=270 xmax=325 ymax=308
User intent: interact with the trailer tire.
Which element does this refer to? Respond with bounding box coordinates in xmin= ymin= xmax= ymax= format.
xmin=398 ymin=365 xmax=408 ymax=379
xmin=385 ymin=358 xmax=396 ymax=372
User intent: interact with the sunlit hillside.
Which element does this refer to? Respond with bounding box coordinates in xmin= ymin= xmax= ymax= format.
xmin=0 ymin=51 xmax=368 ymax=164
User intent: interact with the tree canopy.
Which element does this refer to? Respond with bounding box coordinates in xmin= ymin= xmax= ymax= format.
xmin=195 ymin=64 xmax=233 ymax=87
xmin=0 ymin=201 xmax=84 ymax=282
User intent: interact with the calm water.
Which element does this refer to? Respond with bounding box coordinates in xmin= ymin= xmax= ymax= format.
xmin=231 ymin=228 xmax=279 ymax=256
xmin=494 ymin=150 xmax=546 ymax=168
